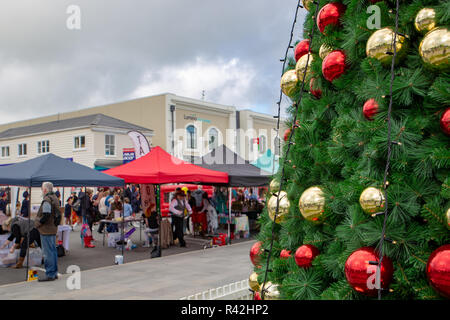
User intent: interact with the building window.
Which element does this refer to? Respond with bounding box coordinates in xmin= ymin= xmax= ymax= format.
xmin=18 ymin=144 xmax=27 ymax=156
xmin=1 ymin=146 xmax=10 ymax=158
xmin=105 ymin=134 xmax=115 ymax=156
xmin=37 ymin=140 xmax=50 ymax=154
xmin=74 ymin=135 xmax=86 ymax=150
xmin=208 ymin=128 xmax=219 ymax=151
xmin=259 ymin=135 xmax=267 ymax=154
xmin=186 ymin=125 xmax=197 ymax=149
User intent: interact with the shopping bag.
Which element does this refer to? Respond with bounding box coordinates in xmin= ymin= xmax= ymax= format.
xmin=0 ymin=249 xmax=18 ymax=267
xmin=23 ymin=247 xmax=43 ymax=267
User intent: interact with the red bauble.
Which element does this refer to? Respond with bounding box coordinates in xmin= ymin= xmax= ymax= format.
xmin=363 ymin=99 xmax=379 ymax=120
xmin=426 ymin=244 xmax=450 ymax=298
xmin=254 ymin=291 xmax=262 ymax=300
xmin=440 ymin=108 xmax=450 ymax=135
xmin=345 ymin=247 xmax=394 ymax=297
xmin=294 ymin=244 xmax=320 ymax=268
xmin=322 ymin=50 xmax=347 ymax=82
xmin=317 ymin=3 xmax=346 ymax=34
xmin=309 ymin=78 xmax=322 ymax=99
xmin=294 ymin=39 xmax=310 ymax=62
xmin=250 ymin=241 xmax=263 ymax=267
xmin=280 ymin=249 xmax=291 ymax=260
xmin=283 ymin=128 xmax=291 ymax=142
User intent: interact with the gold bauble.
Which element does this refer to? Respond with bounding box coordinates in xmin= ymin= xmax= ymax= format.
xmin=446 ymin=208 xmax=450 ymax=230
xmin=295 ymin=53 xmax=314 ymax=81
xmin=269 ymin=179 xmax=280 ymax=193
xmin=366 ymin=27 xmax=408 ymax=66
xmin=359 ymin=187 xmax=385 ymax=214
xmin=260 ymin=281 xmax=280 ymax=300
xmin=298 ymin=186 xmax=325 ymax=223
xmin=302 ymin=0 xmax=314 ymax=11
xmin=319 ymin=43 xmax=333 ymax=60
xmin=280 ymin=69 xmax=298 ymax=98
xmin=249 ymin=272 xmax=260 ymax=292
xmin=268 ymin=191 xmax=290 ymax=224
xmin=415 ymin=8 xmax=436 ymax=34
xmin=419 ymin=27 xmax=450 ymax=70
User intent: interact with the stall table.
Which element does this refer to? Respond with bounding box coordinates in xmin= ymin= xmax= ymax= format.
xmin=100 ymin=217 xmax=145 ymax=246
xmin=218 ymin=214 xmax=249 ymax=239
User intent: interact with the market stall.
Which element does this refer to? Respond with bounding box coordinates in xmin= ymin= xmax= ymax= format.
xmin=0 ymin=153 xmax=125 ymax=279
xmin=197 ymin=145 xmax=271 ymax=241
xmin=104 ymin=146 xmax=228 ymax=257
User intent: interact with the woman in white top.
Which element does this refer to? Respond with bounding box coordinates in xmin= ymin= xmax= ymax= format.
xmin=200 ymin=193 xmax=218 ymax=235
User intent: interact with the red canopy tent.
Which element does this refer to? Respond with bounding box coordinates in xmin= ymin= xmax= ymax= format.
xmin=104 ymin=146 xmax=228 ymax=258
xmin=104 ymin=146 xmax=228 ymax=184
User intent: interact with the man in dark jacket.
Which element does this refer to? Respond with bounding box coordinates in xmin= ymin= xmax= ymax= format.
xmin=35 ymin=182 xmax=61 ymax=281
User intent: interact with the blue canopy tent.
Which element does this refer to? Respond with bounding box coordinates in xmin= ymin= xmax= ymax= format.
xmin=0 ymin=153 xmax=124 ymax=187
xmin=0 ymin=153 xmax=124 ymax=280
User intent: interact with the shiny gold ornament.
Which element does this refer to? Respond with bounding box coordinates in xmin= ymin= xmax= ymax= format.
xmin=359 ymin=187 xmax=385 ymax=214
xmin=319 ymin=43 xmax=333 ymax=60
xmin=298 ymin=186 xmax=325 ymax=223
xmin=295 ymin=53 xmax=314 ymax=81
xmin=446 ymin=208 xmax=450 ymax=230
xmin=269 ymin=179 xmax=280 ymax=193
xmin=419 ymin=27 xmax=450 ymax=70
xmin=249 ymin=272 xmax=260 ymax=292
xmin=415 ymin=8 xmax=436 ymax=34
xmin=302 ymin=0 xmax=314 ymax=11
xmin=260 ymin=281 xmax=280 ymax=300
xmin=366 ymin=27 xmax=408 ymax=66
xmin=280 ymin=69 xmax=298 ymax=98
xmin=268 ymin=191 xmax=290 ymax=224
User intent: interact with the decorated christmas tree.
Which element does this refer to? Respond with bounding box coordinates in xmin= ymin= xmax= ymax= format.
xmin=250 ymin=0 xmax=450 ymax=300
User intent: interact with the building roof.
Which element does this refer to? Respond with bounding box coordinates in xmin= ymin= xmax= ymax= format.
xmin=0 ymin=113 xmax=153 ymax=140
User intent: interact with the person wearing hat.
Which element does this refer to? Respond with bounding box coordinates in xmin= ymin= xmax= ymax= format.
xmin=21 ymin=191 xmax=30 ymax=218
xmin=169 ymin=190 xmax=192 ymax=248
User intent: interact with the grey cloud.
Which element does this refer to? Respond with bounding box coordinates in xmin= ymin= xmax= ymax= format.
xmin=0 ymin=0 xmax=306 ymax=123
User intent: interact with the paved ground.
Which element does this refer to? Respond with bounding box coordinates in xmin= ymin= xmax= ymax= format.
xmin=0 ymin=222 xmax=254 ymax=286
xmin=0 ymin=239 xmax=255 ymax=300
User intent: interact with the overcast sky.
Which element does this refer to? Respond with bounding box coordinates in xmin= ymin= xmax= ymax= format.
xmin=0 ymin=0 xmax=305 ymax=124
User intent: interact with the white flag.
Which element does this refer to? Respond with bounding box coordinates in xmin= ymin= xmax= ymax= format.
xmin=127 ymin=131 xmax=151 ymax=159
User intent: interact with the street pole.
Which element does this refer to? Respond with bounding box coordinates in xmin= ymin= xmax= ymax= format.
xmin=156 ymin=184 xmax=162 ymax=257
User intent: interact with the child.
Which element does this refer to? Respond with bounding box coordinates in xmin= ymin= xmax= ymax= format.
xmin=124 ymin=197 xmax=132 ymax=218
xmin=65 ymin=197 xmax=73 ymax=227
xmin=143 ymin=203 xmax=160 ymax=258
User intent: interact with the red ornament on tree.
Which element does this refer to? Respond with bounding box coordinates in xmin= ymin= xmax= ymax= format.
xmin=322 ymin=50 xmax=347 ymax=82
xmin=316 ymin=3 xmax=346 ymax=34
xmin=363 ymin=99 xmax=379 ymax=120
xmin=309 ymin=78 xmax=322 ymax=99
xmin=254 ymin=291 xmax=262 ymax=300
xmin=250 ymin=241 xmax=263 ymax=267
xmin=283 ymin=128 xmax=291 ymax=142
xmin=426 ymin=244 xmax=450 ymax=298
xmin=345 ymin=247 xmax=394 ymax=297
xmin=294 ymin=39 xmax=310 ymax=62
xmin=440 ymin=108 xmax=450 ymax=135
xmin=280 ymin=249 xmax=291 ymax=260
xmin=295 ymin=244 xmax=319 ymax=268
